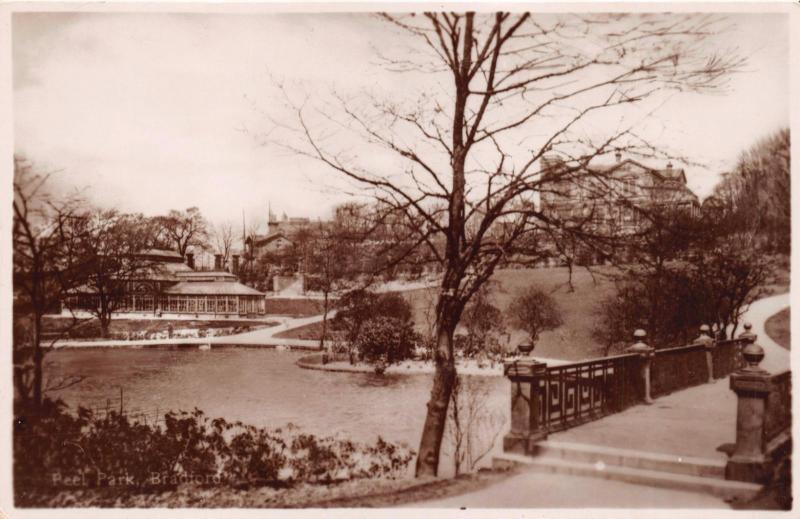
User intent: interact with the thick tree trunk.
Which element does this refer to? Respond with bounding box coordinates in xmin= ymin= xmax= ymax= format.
xmin=99 ymin=311 xmax=111 ymax=339
xmin=415 ymin=298 xmax=459 ymax=477
xmin=32 ymin=314 xmax=43 ymax=408
xmin=416 ymin=12 xmax=472 ymax=477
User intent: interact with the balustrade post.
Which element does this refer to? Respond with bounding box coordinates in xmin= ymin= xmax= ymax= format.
xmin=626 ymin=329 xmax=654 ymax=404
xmin=503 ymin=357 xmax=548 ymax=454
xmin=738 ymin=322 xmax=757 ymax=368
xmin=726 ymin=341 xmax=771 ymax=483
xmin=694 ymin=324 xmax=715 ymax=383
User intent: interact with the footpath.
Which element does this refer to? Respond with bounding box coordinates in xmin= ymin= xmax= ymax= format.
xmin=412 ymin=293 xmax=790 ymax=508
xmin=51 ymin=313 xmax=331 ymax=350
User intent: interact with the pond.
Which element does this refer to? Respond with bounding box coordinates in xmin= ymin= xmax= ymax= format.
xmin=44 ymin=347 xmax=511 ymax=477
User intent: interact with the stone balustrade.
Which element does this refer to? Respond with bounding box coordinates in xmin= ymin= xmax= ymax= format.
xmin=725 ymin=340 xmax=792 ymax=484
xmin=502 ymin=324 xmax=759 ymax=452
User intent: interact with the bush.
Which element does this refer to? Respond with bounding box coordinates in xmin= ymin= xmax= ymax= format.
xmin=13 ymin=399 xmax=415 ymax=501
xmin=332 ymin=289 xmax=414 ymax=364
xmin=353 ymin=317 xmax=420 ymax=374
xmin=508 ymin=286 xmax=563 ymax=344
xmin=457 ymin=287 xmax=507 ymax=360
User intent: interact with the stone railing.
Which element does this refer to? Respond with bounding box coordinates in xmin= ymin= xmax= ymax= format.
xmin=650 ymin=343 xmax=708 ymax=398
xmin=725 ymin=341 xmax=792 ymax=484
xmin=764 ymin=370 xmax=792 ymax=446
xmin=503 ymin=324 xmax=759 ymax=455
xmin=713 ymin=338 xmax=747 ymax=379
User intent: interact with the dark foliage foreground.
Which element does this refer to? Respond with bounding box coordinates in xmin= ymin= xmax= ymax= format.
xmin=14 ymin=399 xmax=414 ymax=506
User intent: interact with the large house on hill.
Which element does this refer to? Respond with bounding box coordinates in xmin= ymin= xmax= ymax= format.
xmin=66 ymin=249 xmax=265 ymax=317
xmin=540 ymin=151 xmax=700 ymax=233
xmin=537 ymin=151 xmax=701 ymax=264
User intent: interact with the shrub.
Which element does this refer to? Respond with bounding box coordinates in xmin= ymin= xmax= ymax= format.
xmin=457 ymin=287 xmax=507 ymax=360
xmin=333 ymin=289 xmax=414 ymax=364
xmin=13 ymin=399 xmax=415 ymax=501
xmin=353 ymin=316 xmax=419 ymax=373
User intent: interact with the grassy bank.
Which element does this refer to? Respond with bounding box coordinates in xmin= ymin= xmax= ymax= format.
xmin=263 ymin=298 xmax=329 ymax=317
xmin=405 ymin=267 xmax=615 ymax=360
xmin=765 ymin=308 xmax=790 ymax=350
xmin=278 ymin=267 xmax=614 ymax=360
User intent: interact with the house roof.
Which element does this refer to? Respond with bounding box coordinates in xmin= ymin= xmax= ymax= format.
xmin=588 ymin=158 xmax=686 ymax=181
xmin=139 ymin=261 xmax=194 ymax=282
xmin=249 ymin=232 xmax=292 ymax=247
xmin=163 ymin=281 xmax=264 ymax=296
xmin=138 ymin=248 xmax=184 ymax=260
xmin=175 ymin=270 xmax=237 ymax=279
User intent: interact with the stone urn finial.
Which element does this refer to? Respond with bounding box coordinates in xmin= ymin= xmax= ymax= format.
xmin=695 ymin=324 xmax=714 ymax=349
xmin=627 ymin=329 xmax=653 ymax=356
xmin=517 ymin=341 xmax=535 ymax=356
xmin=739 ymin=322 xmax=757 ymax=344
xmin=741 ymin=342 xmax=766 ymax=372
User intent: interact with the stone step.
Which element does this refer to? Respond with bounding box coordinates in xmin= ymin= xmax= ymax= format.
xmin=494 ymin=452 xmax=762 ymax=501
xmin=531 ymin=440 xmax=727 ymax=479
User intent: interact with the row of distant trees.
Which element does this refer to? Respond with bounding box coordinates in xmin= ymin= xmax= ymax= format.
xmin=12 ymin=156 xmax=216 ymax=410
xmin=707 ymin=127 xmax=790 ymax=253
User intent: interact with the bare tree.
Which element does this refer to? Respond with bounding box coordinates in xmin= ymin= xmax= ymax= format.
xmin=70 ymin=210 xmax=154 ymax=337
xmin=273 ymin=12 xmax=743 ymax=476
xmin=156 ymin=207 xmax=210 ymax=257
xmin=446 ymin=376 xmax=506 ymax=476
xmin=213 ymin=221 xmax=236 ymax=269
xmin=13 ymin=156 xmax=88 ymax=409
xmin=305 ymin=219 xmax=363 ymax=349
xmin=709 ymin=127 xmax=790 ymax=253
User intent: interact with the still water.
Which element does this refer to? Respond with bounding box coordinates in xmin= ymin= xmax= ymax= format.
xmin=45 ymin=347 xmax=510 ymax=476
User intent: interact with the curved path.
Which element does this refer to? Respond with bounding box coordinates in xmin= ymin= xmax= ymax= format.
xmin=740 ymin=292 xmax=790 ymax=373
xmin=51 ymin=312 xmax=334 ymax=350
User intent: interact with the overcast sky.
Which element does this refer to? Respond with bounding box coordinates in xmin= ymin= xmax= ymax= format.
xmin=13 ymin=11 xmax=789 ymax=228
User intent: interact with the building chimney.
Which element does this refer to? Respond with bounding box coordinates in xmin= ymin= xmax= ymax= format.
xmin=214 ymin=254 xmax=223 ymax=270
xmin=666 ymin=161 xmax=673 ymax=170
xmin=615 ymin=150 xmax=622 ymax=163
xmin=186 ymin=253 xmax=195 ymax=270
xmin=541 ymin=149 xmax=564 ymax=173
xmin=232 ymin=255 xmax=240 ymax=275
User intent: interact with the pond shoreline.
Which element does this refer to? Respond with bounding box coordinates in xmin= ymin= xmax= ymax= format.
xmin=296 ymin=352 xmax=569 ymax=377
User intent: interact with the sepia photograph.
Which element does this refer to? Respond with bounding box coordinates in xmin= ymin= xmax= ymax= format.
xmin=0 ymin=1 xmax=795 ymax=515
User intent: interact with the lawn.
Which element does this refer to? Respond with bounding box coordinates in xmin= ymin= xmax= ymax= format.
xmin=404 ymin=267 xmax=616 ymax=360
xmin=765 ymin=308 xmax=790 ymax=350
xmin=41 ymin=317 xmax=276 ymax=341
xmin=263 ymin=298 xmax=330 ymax=317
xmin=277 ymin=267 xmax=616 ymax=361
